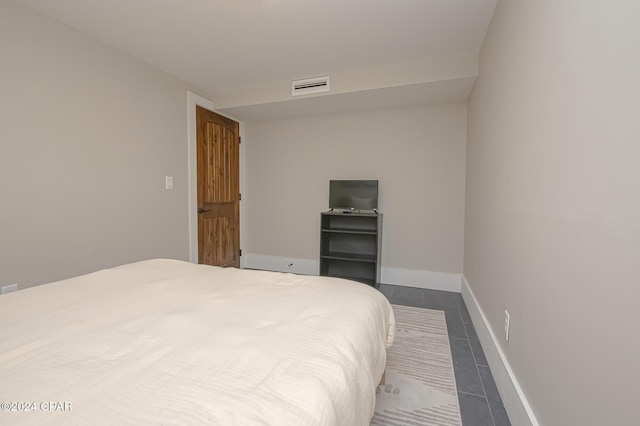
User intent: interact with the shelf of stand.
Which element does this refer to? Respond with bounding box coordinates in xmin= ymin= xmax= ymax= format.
xmin=319 ymin=257 xmax=377 ymax=286
xmin=320 ymin=252 xmax=377 ymax=262
xmin=319 ymin=211 xmax=382 ymax=287
xmin=321 ymin=228 xmax=377 ymax=235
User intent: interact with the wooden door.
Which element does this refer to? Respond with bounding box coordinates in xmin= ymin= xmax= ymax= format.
xmin=196 ymin=106 xmax=240 ymax=267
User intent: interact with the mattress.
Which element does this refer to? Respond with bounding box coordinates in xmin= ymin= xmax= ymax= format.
xmin=0 ymin=259 xmax=395 ymax=425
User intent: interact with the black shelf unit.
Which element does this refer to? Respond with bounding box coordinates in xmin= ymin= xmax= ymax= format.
xmin=319 ymin=211 xmax=382 ymax=287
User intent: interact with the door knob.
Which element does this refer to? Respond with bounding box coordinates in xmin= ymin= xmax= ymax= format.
xmin=198 ymin=207 xmax=211 ymax=214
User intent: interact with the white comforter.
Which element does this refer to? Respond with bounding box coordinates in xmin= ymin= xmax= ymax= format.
xmin=0 ymin=259 xmax=395 ymax=425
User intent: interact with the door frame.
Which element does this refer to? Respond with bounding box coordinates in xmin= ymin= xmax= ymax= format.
xmin=187 ymin=91 xmax=245 ymax=266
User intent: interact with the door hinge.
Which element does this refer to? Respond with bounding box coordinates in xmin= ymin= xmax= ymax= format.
xmin=239 ymin=249 xmax=242 ymax=256
xmin=239 ymin=136 xmax=241 ymax=144
xmin=239 ymin=193 xmax=242 ymax=201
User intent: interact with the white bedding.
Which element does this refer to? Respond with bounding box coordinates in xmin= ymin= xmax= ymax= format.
xmin=0 ymin=259 xmax=395 ymax=425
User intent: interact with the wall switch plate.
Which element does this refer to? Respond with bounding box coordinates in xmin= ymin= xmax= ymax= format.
xmin=1 ymin=284 xmax=18 ymax=295
xmin=165 ymin=176 xmax=174 ymax=190
xmin=504 ymin=310 xmax=511 ymax=341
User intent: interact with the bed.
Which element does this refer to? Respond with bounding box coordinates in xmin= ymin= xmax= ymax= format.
xmin=0 ymin=259 xmax=395 ymax=425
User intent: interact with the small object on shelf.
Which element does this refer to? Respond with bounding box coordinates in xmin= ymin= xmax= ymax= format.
xmin=319 ymin=211 xmax=382 ymax=287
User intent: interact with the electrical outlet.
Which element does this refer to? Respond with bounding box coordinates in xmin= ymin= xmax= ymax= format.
xmin=1 ymin=283 xmax=18 ymax=295
xmin=504 ymin=310 xmax=511 ymax=341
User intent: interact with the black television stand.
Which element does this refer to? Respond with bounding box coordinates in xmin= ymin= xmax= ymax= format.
xmin=319 ymin=211 xmax=382 ymax=287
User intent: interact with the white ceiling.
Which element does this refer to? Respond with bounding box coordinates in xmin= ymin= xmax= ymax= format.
xmin=221 ymin=75 xmax=477 ymax=121
xmin=14 ymin=0 xmax=497 ymax=120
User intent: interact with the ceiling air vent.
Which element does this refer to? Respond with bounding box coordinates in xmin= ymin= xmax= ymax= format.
xmin=291 ymin=76 xmax=330 ymax=96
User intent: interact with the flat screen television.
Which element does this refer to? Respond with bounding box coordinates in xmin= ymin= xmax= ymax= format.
xmin=329 ymin=180 xmax=378 ymax=210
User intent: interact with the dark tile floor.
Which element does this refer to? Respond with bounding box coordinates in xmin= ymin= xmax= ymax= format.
xmin=378 ymin=284 xmax=511 ymax=426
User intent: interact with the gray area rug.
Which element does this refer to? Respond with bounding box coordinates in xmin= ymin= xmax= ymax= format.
xmin=371 ymin=304 xmax=461 ymax=426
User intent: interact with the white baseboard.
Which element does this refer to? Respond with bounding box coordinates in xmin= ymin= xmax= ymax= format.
xmin=242 ymin=253 xmax=319 ymax=276
xmin=461 ymin=276 xmax=539 ymax=426
xmin=242 ymin=253 xmax=461 ymax=292
xmin=381 ymin=267 xmax=461 ymax=292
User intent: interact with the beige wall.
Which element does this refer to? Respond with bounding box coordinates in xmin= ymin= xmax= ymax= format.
xmin=465 ymin=1 xmax=640 ymax=425
xmin=244 ymin=102 xmax=467 ymax=275
xmin=0 ymin=1 xmax=194 ymax=288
